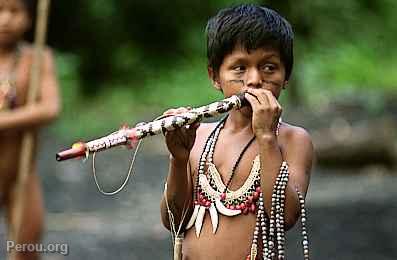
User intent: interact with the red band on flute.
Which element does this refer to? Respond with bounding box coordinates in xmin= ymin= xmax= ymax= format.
xmin=126 ymin=128 xmax=139 ymax=149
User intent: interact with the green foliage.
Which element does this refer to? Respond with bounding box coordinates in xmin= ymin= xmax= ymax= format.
xmin=54 ymin=52 xmax=222 ymax=139
xmin=49 ymin=0 xmax=397 ymax=138
xmin=289 ymin=0 xmax=397 ymax=107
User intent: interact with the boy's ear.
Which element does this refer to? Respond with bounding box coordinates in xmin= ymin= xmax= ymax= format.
xmin=208 ymin=66 xmax=222 ymax=91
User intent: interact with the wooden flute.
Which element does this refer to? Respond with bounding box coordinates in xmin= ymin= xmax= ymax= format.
xmin=56 ymin=93 xmax=248 ymax=161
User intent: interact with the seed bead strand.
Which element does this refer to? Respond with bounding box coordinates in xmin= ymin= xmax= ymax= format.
xmin=262 ymin=123 xmax=282 ymax=259
xmin=246 ymin=204 xmax=262 ymax=260
xmin=265 ymin=161 xmax=310 ymax=260
xmin=297 ymin=189 xmax=310 ymax=260
xmin=207 ymin=123 xmax=223 ymax=164
xmin=194 ymin=118 xmax=226 ymax=202
xmin=259 ymin=193 xmax=269 ymax=259
xmin=194 ymin=134 xmax=213 ymax=201
xmin=206 ymin=125 xmax=224 ymax=195
xmin=275 ymin=162 xmax=289 ymax=259
xmin=266 ymin=164 xmax=285 ymax=259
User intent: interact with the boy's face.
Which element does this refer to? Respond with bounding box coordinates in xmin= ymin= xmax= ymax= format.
xmin=209 ymin=45 xmax=287 ymax=100
xmin=0 ymin=0 xmax=30 ymax=47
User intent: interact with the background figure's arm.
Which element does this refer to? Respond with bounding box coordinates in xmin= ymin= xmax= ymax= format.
xmin=160 ymin=155 xmax=194 ymax=232
xmin=0 ymin=48 xmax=61 ymax=131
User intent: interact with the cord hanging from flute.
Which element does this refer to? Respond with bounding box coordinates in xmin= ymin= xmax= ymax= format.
xmin=91 ymin=139 xmax=142 ymax=196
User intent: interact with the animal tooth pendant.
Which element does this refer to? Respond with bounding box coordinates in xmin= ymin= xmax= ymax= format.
xmin=186 ymin=204 xmax=200 ymax=230
xmin=195 ymin=206 xmax=206 ymax=237
xmin=215 ymin=198 xmax=241 ymax=216
xmin=208 ymin=203 xmax=218 ymax=233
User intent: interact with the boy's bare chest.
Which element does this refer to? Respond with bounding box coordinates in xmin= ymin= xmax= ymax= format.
xmin=191 ymin=136 xmax=259 ymax=191
xmin=215 ymin=149 xmax=258 ymax=189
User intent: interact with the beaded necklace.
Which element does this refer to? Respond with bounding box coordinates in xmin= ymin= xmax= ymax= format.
xmin=204 ymin=119 xmax=261 ymax=213
xmin=185 ymin=115 xmax=310 ymax=260
xmin=221 ymin=135 xmax=256 ymax=194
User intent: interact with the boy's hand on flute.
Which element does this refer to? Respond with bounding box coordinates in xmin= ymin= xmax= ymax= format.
xmin=245 ymin=89 xmax=282 ymax=138
xmin=163 ymin=107 xmax=200 ymax=162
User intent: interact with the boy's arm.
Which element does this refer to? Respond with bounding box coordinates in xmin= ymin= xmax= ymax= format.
xmin=160 ymin=155 xmax=194 ymax=231
xmin=159 ymin=109 xmax=199 ymax=232
xmin=245 ymin=89 xmax=314 ymax=230
xmin=0 ymin=48 xmax=61 ymax=131
xmin=258 ymin=127 xmax=313 ymax=230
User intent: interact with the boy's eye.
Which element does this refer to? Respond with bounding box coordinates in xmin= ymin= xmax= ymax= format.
xmin=232 ymin=65 xmax=245 ymax=72
xmin=261 ymin=64 xmax=276 ymax=72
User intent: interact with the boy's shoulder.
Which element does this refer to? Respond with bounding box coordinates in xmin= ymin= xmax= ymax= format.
xmin=196 ymin=121 xmax=218 ymax=139
xmin=192 ymin=122 xmax=220 ymax=150
xmin=280 ymin=122 xmax=311 ymax=140
xmin=190 ymin=122 xmax=218 ymax=163
xmin=279 ymin=121 xmax=313 ymax=154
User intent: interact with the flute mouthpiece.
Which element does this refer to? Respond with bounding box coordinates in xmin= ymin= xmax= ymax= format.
xmin=236 ymin=92 xmax=249 ymax=107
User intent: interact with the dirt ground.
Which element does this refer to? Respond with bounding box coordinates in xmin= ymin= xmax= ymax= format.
xmin=1 ymin=131 xmax=396 ymax=260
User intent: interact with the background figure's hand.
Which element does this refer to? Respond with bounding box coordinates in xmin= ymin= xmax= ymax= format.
xmin=163 ymin=107 xmax=200 ymax=162
xmin=244 ymin=89 xmax=282 ymax=137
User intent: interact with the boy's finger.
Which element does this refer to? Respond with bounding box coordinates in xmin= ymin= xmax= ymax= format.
xmin=262 ymin=91 xmax=282 ymax=115
xmin=247 ymin=89 xmax=269 ymax=105
xmin=244 ymin=92 xmax=260 ymax=108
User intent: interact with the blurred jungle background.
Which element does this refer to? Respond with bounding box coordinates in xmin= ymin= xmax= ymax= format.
xmin=1 ymin=0 xmax=397 ymax=259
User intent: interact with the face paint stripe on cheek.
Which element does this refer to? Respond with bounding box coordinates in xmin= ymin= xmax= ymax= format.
xmin=228 ymin=80 xmax=244 ymax=85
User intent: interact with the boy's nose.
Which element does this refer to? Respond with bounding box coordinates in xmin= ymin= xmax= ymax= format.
xmin=246 ymin=68 xmax=262 ymax=88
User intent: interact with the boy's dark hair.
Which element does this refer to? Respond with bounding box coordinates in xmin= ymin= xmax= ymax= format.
xmin=206 ymin=4 xmax=294 ymax=80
